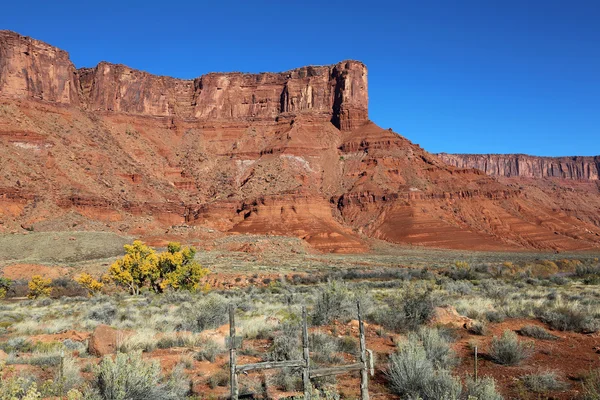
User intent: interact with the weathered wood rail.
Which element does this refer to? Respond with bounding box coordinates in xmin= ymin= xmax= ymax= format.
xmin=228 ymin=302 xmax=373 ymax=400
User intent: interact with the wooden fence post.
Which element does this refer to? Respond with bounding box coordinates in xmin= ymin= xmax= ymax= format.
xmin=357 ymin=301 xmax=369 ymax=400
xmin=229 ymin=305 xmax=238 ymax=400
xmin=474 ymin=346 xmax=478 ymax=383
xmin=302 ymin=306 xmax=311 ymax=399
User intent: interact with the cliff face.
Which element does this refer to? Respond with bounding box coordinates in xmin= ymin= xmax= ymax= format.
xmin=438 ymin=153 xmax=600 ymax=180
xmin=0 ymin=31 xmax=368 ymax=130
xmin=1 ymin=30 xmax=599 ymax=252
xmin=0 ymin=31 xmax=80 ymax=104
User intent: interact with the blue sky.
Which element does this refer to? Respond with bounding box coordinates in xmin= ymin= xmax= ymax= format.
xmin=2 ymin=0 xmax=599 ymax=156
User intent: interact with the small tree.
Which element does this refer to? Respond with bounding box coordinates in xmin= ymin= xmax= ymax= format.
xmin=28 ymin=275 xmax=52 ymax=299
xmin=158 ymin=243 xmax=209 ymax=292
xmin=109 ymin=240 xmax=209 ymax=294
xmin=109 ymin=240 xmax=159 ymax=295
xmin=75 ymin=273 xmax=104 ymax=296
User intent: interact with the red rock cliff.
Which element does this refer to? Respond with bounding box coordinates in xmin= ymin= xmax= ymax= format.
xmin=438 ymin=153 xmax=600 ymax=180
xmin=0 ymin=31 xmax=368 ymax=130
xmin=0 ymin=31 xmax=80 ymax=104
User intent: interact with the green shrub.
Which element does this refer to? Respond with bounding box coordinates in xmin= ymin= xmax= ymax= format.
xmin=267 ymin=321 xmax=301 ymax=361
xmin=373 ymin=285 xmax=436 ymax=332
xmin=312 ymin=281 xmax=355 ymax=326
xmin=415 ymin=327 xmax=458 ymax=369
xmin=310 ymin=332 xmax=343 ymax=364
xmin=464 ymin=375 xmax=503 ymax=400
xmin=273 ymin=368 xmax=301 ymax=391
xmin=387 ymin=339 xmax=462 ymax=399
xmin=337 ymin=335 xmax=358 ymax=354
xmin=537 ymin=305 xmax=598 ymax=333
xmin=191 ymin=294 xmax=229 ymax=332
xmin=522 ymin=371 xmax=567 ymax=393
xmin=87 ymin=302 xmax=117 ymax=324
xmin=92 ymin=351 xmax=189 ymax=400
xmin=519 ymin=325 xmax=558 ymax=340
xmin=1 ymin=336 xmax=34 ymax=353
xmin=194 ymin=340 xmax=222 ymax=362
xmin=208 ymin=369 xmax=229 ymax=389
xmin=489 ymin=330 xmax=533 ymax=366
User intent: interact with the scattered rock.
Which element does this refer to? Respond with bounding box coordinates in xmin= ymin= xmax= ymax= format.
xmin=430 ymin=305 xmax=474 ymax=329
xmin=88 ymin=324 xmax=131 ymax=356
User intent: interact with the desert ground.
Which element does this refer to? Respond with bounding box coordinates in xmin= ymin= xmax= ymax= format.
xmin=1 ymin=231 xmax=600 ymax=400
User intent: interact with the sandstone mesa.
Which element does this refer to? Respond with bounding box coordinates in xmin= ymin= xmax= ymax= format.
xmin=0 ymin=30 xmax=599 ymax=252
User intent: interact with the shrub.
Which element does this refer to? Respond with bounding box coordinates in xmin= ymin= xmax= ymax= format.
xmin=267 ymin=321 xmax=301 ymax=361
xmin=195 ymin=340 xmax=223 ymax=362
xmin=93 ymin=351 xmax=188 ymax=400
xmin=119 ymin=330 xmax=158 ymax=353
xmin=387 ymin=338 xmax=462 ymax=399
xmin=157 ymin=333 xmax=198 ymax=349
xmin=8 ymin=349 xmax=63 ymax=366
xmin=87 ymin=302 xmax=117 ymax=324
xmin=191 ymin=294 xmax=229 ymax=332
xmin=337 ymin=335 xmax=358 ymax=354
xmin=312 ymin=281 xmax=355 ymax=326
xmin=415 ymin=327 xmax=458 ymax=369
xmin=48 ymin=355 xmax=83 ymax=395
xmin=485 ymin=310 xmax=507 ymax=323
xmin=468 ymin=321 xmax=488 ymax=336
xmin=581 ymin=369 xmax=600 ymax=400
xmin=374 ymin=285 xmax=436 ymax=332
xmin=519 ymin=325 xmax=558 ymax=340
xmin=537 ymin=305 xmax=598 ymax=333
xmin=464 ymin=375 xmax=503 ymax=400
xmin=522 ymin=371 xmax=567 ymax=393
xmin=0 ymin=376 xmax=41 ymax=399
xmin=27 ymin=275 xmax=52 ymax=299
xmin=208 ymin=369 xmax=229 ymax=389
xmin=1 ymin=336 xmax=34 ymax=353
xmin=0 ymin=277 xmax=12 ymax=299
xmin=401 ymin=286 xmax=436 ymax=331
xmin=489 ymin=330 xmax=533 ymax=366
xmin=75 ymin=273 xmax=104 ymax=296
xmin=273 ymin=368 xmax=301 ymax=391
xmin=310 ymin=332 xmax=343 ymax=364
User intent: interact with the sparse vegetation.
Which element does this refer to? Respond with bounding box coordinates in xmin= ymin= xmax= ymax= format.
xmin=489 ymin=330 xmax=533 ymax=366
xmin=522 ymin=371 xmax=566 ymax=393
xmin=519 ymin=325 xmax=558 ymax=340
xmin=1 ymin=241 xmax=599 ymax=399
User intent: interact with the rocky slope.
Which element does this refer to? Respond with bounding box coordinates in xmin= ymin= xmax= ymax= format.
xmin=1 ymin=30 xmax=599 ymax=252
xmin=438 ymin=153 xmax=600 ymax=180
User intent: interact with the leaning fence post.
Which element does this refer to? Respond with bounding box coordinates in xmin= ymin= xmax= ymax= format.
xmin=229 ymin=305 xmax=238 ymax=400
xmin=474 ymin=346 xmax=478 ymax=383
xmin=302 ymin=306 xmax=311 ymax=399
xmin=357 ymin=301 xmax=369 ymax=400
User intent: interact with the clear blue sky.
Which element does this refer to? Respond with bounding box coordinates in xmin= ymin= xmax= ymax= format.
xmin=2 ymin=0 xmax=599 ymax=156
